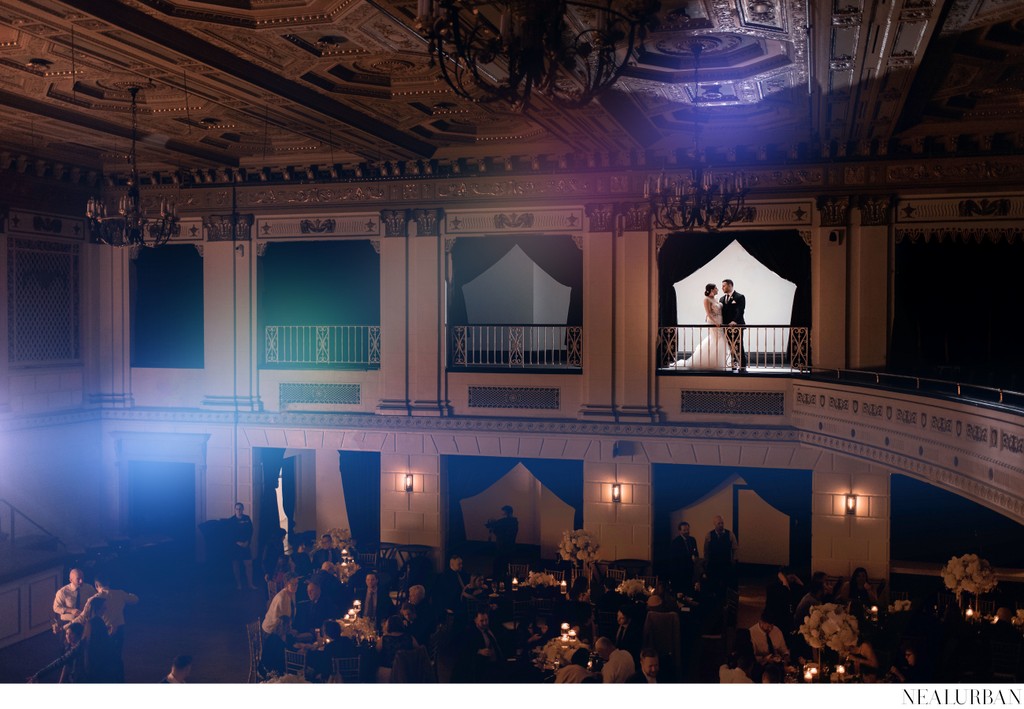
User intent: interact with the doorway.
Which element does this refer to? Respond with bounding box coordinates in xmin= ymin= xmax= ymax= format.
xmin=127 ymin=460 xmax=196 ymax=557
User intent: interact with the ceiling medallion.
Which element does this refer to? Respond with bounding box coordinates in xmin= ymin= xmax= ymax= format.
xmin=416 ymin=0 xmax=661 ymax=111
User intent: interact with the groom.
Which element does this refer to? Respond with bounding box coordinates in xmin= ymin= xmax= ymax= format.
xmin=720 ymin=279 xmax=746 ymax=370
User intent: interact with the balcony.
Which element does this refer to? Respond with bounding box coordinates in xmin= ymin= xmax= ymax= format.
xmin=658 ymin=325 xmax=810 ymax=373
xmin=263 ymin=325 xmax=380 ymax=369
xmin=447 ymin=324 xmax=583 ymax=370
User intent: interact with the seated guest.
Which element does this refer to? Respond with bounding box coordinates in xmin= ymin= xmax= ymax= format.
xmin=848 ymin=634 xmax=879 ymax=677
xmin=525 ymin=615 xmax=556 ymax=654
xmin=405 ymin=585 xmax=436 ymax=646
xmin=454 ymin=610 xmax=505 ymax=683
xmin=262 ymin=575 xmax=299 ymax=634
xmin=614 ymin=604 xmax=644 ymax=664
xmin=307 ymin=621 xmax=357 ymax=681
xmin=886 ymin=642 xmax=926 ymax=683
xmin=626 ymin=648 xmax=661 ymax=683
xmin=295 ymin=578 xmax=338 ymax=638
xmin=749 ymin=612 xmax=790 ymax=682
xmin=718 ymin=651 xmax=753 ymax=683
xmin=793 ymin=574 xmax=828 ymax=629
xmin=377 ymin=614 xmax=416 ymax=682
xmin=260 ymin=615 xmax=298 ymax=677
xmin=595 ymin=636 xmax=634 ymax=683
xmin=312 ymin=533 xmax=342 ymax=568
xmin=160 ymin=655 xmax=192 ymax=684
xmin=760 ymin=663 xmax=785 ymax=683
xmin=313 ymin=562 xmax=353 ymax=611
xmin=837 ymin=567 xmax=878 ymax=606
xmin=565 ymin=578 xmax=595 ymax=642
xmin=555 ymin=648 xmax=594 ymax=683
xmin=595 ymin=577 xmax=626 ymax=614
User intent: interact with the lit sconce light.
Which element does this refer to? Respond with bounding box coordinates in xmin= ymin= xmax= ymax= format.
xmin=404 ymin=473 xmax=414 ymax=493
xmin=611 ymin=483 xmax=622 ymax=503
xmin=845 ymin=494 xmax=857 ymax=515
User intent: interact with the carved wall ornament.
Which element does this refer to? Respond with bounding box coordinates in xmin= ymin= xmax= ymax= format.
xmin=816 ymin=196 xmax=850 ymax=227
xmin=380 ymin=209 xmax=408 ymax=237
xmin=585 ymin=203 xmax=615 ymax=232
xmin=571 ymin=234 xmax=584 ymax=251
xmin=656 ymin=232 xmax=670 ymax=255
xmin=193 ymin=244 xmax=204 ymax=258
xmin=369 ymin=239 xmax=381 ymax=255
xmin=413 ymin=208 xmax=441 ymax=237
xmin=445 ymin=236 xmax=458 ymax=253
xmin=799 ymin=230 xmax=812 ymax=249
xmin=256 ymin=242 xmax=268 ymax=257
xmin=958 ymin=198 xmax=1011 ymax=218
xmin=204 ymin=214 xmax=253 ymax=241
xmin=621 ymin=203 xmax=651 ymax=232
xmin=493 ymin=213 xmax=535 ymax=229
xmin=895 ymin=226 xmax=1023 ymax=245
xmin=299 ymin=218 xmax=336 ymax=234
xmin=858 ymin=196 xmax=893 ymax=226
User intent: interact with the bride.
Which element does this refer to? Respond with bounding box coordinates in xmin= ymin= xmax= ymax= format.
xmin=681 ymin=283 xmax=728 ymax=369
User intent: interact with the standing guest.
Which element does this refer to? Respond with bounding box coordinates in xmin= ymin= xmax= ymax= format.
xmin=313 ymin=562 xmax=352 ymax=611
xmin=78 ymin=595 xmax=120 ymax=683
xmin=160 ymin=655 xmax=192 ymax=683
xmin=703 ymin=515 xmax=739 ymax=596
xmin=626 ymin=648 xmax=661 ymax=683
xmin=92 ymin=574 xmax=138 ymax=681
xmin=376 ymin=614 xmax=416 ymax=682
xmin=290 ymin=539 xmax=314 ymax=579
xmin=405 ymin=584 xmax=436 ymax=646
xmin=764 ymin=566 xmax=801 ymax=636
xmin=595 ymin=636 xmax=635 ymax=683
xmin=438 ymin=554 xmax=470 ymax=615
xmin=669 ymin=521 xmax=700 ymax=594
xmin=363 ymin=572 xmax=394 ymax=630
xmin=226 ymin=502 xmax=256 ymax=590
xmin=53 ymin=568 xmax=96 ymax=631
xmin=260 ymin=615 xmax=298 ymax=677
xmin=485 ymin=505 xmax=519 ymax=579
xmin=554 ymin=648 xmax=594 ymax=683
xmin=613 ymin=605 xmax=644 ymax=664
xmin=262 ymin=574 xmax=299 ymax=634
xmin=28 ymin=623 xmax=86 ymax=683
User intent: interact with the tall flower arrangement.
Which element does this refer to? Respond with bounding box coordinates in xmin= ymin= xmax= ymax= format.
xmin=798 ymin=603 xmax=860 ymax=655
xmin=941 ymin=554 xmax=997 ymax=608
xmin=558 ymin=529 xmax=600 ymax=581
xmin=318 ymin=528 xmax=354 ymax=551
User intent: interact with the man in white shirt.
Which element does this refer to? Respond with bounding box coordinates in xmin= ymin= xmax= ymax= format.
xmin=93 ymin=574 xmax=139 ymax=681
xmin=262 ymin=574 xmax=299 ymax=634
xmin=749 ymin=613 xmax=790 ymax=681
xmin=595 ymin=636 xmax=634 ymax=683
xmin=53 ymin=568 xmax=96 ymax=628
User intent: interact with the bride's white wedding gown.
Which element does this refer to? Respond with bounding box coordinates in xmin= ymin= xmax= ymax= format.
xmin=682 ymin=296 xmax=728 ymax=369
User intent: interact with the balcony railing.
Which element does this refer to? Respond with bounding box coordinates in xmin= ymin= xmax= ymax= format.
xmin=448 ymin=324 xmax=583 ymax=369
xmin=264 ymin=325 xmax=380 ymax=367
xmin=658 ymin=325 xmax=810 ymax=372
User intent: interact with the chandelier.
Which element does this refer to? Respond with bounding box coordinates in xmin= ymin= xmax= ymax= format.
xmin=646 ymin=42 xmax=750 ymax=231
xmin=416 ymin=0 xmax=661 ymax=110
xmin=85 ymin=87 xmax=179 ymax=247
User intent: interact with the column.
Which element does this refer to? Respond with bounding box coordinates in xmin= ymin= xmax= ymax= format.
xmin=200 ymin=213 xmax=261 ymax=411
xmin=407 ymin=209 xmax=449 ymax=416
xmin=848 ymin=196 xmax=892 ymax=369
xmin=376 ymin=209 xmax=411 ymax=415
xmin=614 ymin=203 xmax=660 ymax=422
xmin=84 ymin=242 xmax=133 ymax=407
xmin=577 ymin=204 xmax=615 ymax=420
xmin=812 ymin=196 xmax=850 ymax=370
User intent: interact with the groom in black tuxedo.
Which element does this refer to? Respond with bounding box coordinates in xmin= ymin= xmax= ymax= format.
xmin=720 ymin=279 xmax=746 ymax=370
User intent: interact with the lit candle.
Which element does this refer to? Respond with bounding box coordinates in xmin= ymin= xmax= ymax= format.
xmin=512 ymin=577 xmax=519 ymax=590
xmin=966 ymin=607 xmax=974 ymax=619
xmin=561 ymin=622 xmax=570 ymax=632
xmin=560 ymin=580 xmax=567 ymax=595
xmin=804 ymin=669 xmax=813 ymax=682
xmin=568 ymin=629 xmax=577 ymax=640
xmin=837 ymin=665 xmax=846 ymax=675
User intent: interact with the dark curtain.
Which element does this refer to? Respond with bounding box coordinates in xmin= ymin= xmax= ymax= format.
xmin=448 ymin=235 xmax=583 ymax=325
xmin=256 ymin=448 xmax=286 ymax=565
xmin=131 ymin=245 xmax=204 ymax=368
xmin=339 ymin=450 xmax=381 ymax=551
xmin=657 ymin=231 xmax=811 ymax=327
xmin=258 ymin=240 xmax=380 ymax=327
xmin=445 ymin=456 xmax=584 ymax=548
xmin=280 ymin=456 xmax=297 ymax=545
xmin=890 ymin=238 xmax=1024 ymax=389
xmin=652 ymin=464 xmax=811 ymax=575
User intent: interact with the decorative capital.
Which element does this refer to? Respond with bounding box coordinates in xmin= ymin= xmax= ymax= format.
xmin=194 ymin=243 xmax=205 ymax=258
xmin=369 ymin=239 xmax=381 ymax=255
xmin=413 ymin=208 xmax=441 ymax=237
xmin=380 ymin=209 xmax=408 ymax=237
xmin=584 ymin=203 xmax=615 ymax=233
xmin=858 ymin=195 xmax=893 ymax=227
xmin=255 ymin=242 xmax=268 ymax=257
xmin=0 ymin=203 xmax=7 ymax=233
xmin=444 ymin=236 xmax=457 ymax=253
xmin=816 ymin=196 xmax=850 ymax=227
xmin=204 ymin=213 xmax=253 ymax=241
xmin=620 ymin=203 xmax=651 ymax=232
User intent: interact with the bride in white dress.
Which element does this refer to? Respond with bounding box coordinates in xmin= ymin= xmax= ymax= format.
xmin=682 ymin=283 xmax=729 ymax=369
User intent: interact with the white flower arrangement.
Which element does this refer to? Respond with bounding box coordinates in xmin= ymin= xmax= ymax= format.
xmin=941 ymin=554 xmax=998 ymax=597
xmin=558 ymin=529 xmax=600 ymax=566
xmin=317 ymin=527 xmax=354 ymax=551
xmin=887 ymin=599 xmax=912 ymax=614
xmin=332 ymin=560 xmax=360 ymax=584
xmin=523 ymin=571 xmax=560 ymax=588
xmin=616 ymin=579 xmax=651 ymax=598
xmin=1013 ymin=610 xmax=1024 ymax=627
xmin=261 ymin=672 xmax=309 ymax=683
xmin=798 ymin=603 xmax=861 ymax=654
xmin=533 ymin=635 xmax=589 ymax=671
xmin=340 ymin=616 xmax=378 ymax=645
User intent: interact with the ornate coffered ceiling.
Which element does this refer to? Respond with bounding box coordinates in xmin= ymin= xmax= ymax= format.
xmin=0 ymin=0 xmax=1021 ymax=185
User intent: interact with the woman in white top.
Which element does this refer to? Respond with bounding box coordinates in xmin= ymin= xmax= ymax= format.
xmin=682 ymin=283 xmax=728 ymax=369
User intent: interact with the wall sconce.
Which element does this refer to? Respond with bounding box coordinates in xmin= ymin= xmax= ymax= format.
xmin=404 ymin=474 xmax=414 ymax=493
xmin=845 ymin=494 xmax=857 ymax=515
xmin=611 ymin=483 xmax=622 ymax=503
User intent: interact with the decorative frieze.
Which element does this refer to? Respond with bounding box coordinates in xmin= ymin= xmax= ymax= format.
xmin=204 ymin=213 xmax=253 ymax=241
xmin=6 ymin=208 xmax=84 ymax=240
xmin=443 ymin=207 xmax=584 ymax=235
xmin=255 ymin=214 xmax=380 ymax=239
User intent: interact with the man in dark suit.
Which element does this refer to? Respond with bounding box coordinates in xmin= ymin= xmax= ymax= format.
xmin=614 ymin=605 xmax=644 ymax=665
xmin=669 ymin=521 xmax=700 ymax=594
xmin=720 ymin=279 xmax=747 ymax=370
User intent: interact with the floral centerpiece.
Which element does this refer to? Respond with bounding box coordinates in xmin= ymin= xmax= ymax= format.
xmin=261 ymin=672 xmax=309 ymax=684
xmin=533 ymin=635 xmax=589 ymax=671
xmin=887 ymin=599 xmax=912 ymax=614
xmin=558 ymin=529 xmax=600 ymax=581
xmin=941 ymin=554 xmax=997 ymax=608
xmin=317 ymin=527 xmax=354 ymax=552
xmin=616 ymin=578 xmax=652 ymax=599
xmin=1013 ymin=610 xmax=1024 ymax=628
xmin=798 ymin=603 xmax=860 ymax=655
xmin=340 ymin=616 xmax=378 ymax=645
xmin=327 ymin=559 xmax=360 ymax=584
xmin=523 ymin=571 xmax=560 ymax=589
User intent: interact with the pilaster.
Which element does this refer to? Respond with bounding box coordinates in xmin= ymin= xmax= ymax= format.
xmin=813 ymin=196 xmax=850 ymax=369
xmin=408 ymin=209 xmax=450 ymax=416
xmin=849 ymin=196 xmax=892 ymax=369
xmin=85 ymin=243 xmax=133 ymax=408
xmin=577 ymin=204 xmax=615 ymax=420
xmin=376 ymin=209 xmax=412 ymax=415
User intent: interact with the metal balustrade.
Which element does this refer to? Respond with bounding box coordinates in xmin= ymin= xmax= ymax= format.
xmin=448 ymin=324 xmax=583 ymax=369
xmin=658 ymin=325 xmax=810 ymax=372
xmin=264 ymin=325 xmax=381 ymax=367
